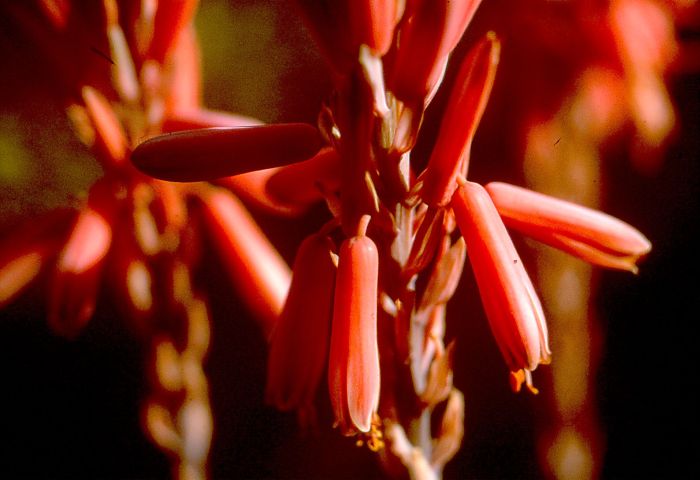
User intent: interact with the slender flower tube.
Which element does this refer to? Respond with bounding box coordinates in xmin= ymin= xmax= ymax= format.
xmin=197 ymin=188 xmax=291 ymax=339
xmin=48 ymin=180 xmax=117 ymax=338
xmin=295 ymin=0 xmax=399 ymax=72
xmin=328 ymin=215 xmax=380 ymax=434
xmin=485 ymin=182 xmax=652 ymax=273
xmin=131 ymin=123 xmax=323 ymax=182
xmin=420 ymin=33 xmax=500 ymax=207
xmin=0 ymin=209 xmax=72 ymax=307
xmin=347 ymin=0 xmax=399 ymax=57
xmin=146 ymin=0 xmax=199 ymax=63
xmin=452 ymin=181 xmax=550 ymax=375
xmin=266 ymin=233 xmax=336 ymax=411
xmin=387 ymin=0 xmax=483 ymax=104
xmin=82 ymin=86 xmax=128 ymax=166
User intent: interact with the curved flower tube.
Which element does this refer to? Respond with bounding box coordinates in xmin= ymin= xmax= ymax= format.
xmin=485 ymin=182 xmax=652 ymax=273
xmin=452 ymin=181 xmax=551 ymax=375
xmin=266 ymin=233 xmax=336 ymax=411
xmin=328 ymin=215 xmax=380 ymax=434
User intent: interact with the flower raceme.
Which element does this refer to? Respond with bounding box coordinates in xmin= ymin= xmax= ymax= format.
xmin=484 ymin=182 xmax=652 ymax=273
xmin=328 ymin=215 xmax=380 ymax=434
xmin=452 ymin=181 xmax=551 ymax=377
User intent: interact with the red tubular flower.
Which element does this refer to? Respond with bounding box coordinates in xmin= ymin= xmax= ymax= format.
xmin=328 ymin=215 xmax=380 ymax=434
xmin=348 ymin=0 xmax=399 ymax=57
xmin=485 ymin=182 xmax=652 ymax=273
xmin=452 ymin=182 xmax=551 ymax=376
xmin=130 ymin=123 xmax=323 ymax=182
xmin=48 ymin=180 xmax=117 ymax=338
xmin=295 ymin=0 xmax=399 ymax=72
xmin=266 ymin=233 xmax=336 ymax=411
xmin=81 ymin=86 xmax=128 ymax=167
xmin=0 ymin=210 xmax=72 ymax=307
xmin=420 ymin=33 xmax=500 ymax=207
xmin=146 ymin=0 xmax=199 ymax=63
xmin=387 ymin=0 xmax=483 ymax=104
xmin=197 ymin=188 xmax=291 ymax=339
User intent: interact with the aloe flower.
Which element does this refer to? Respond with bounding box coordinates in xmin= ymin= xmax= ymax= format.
xmin=328 ymin=215 xmax=380 ymax=434
xmin=485 ymin=182 xmax=652 ymax=273
xmin=0 ymin=1 xmax=317 ymax=478
xmin=452 ymin=181 xmax=551 ymax=379
xmin=2 ymin=1 xmax=660 ymax=478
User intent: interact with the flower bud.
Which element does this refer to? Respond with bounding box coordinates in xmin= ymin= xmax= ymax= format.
xmin=485 ymin=182 xmax=652 ymax=273
xmin=452 ymin=182 xmax=550 ymax=374
xmin=328 ymin=216 xmax=380 ymax=434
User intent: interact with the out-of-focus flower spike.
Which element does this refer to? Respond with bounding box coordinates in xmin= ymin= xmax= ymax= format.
xmin=48 ymin=181 xmax=117 ymax=338
xmin=131 ymin=123 xmax=323 ymax=182
xmin=134 ymin=0 xmax=158 ymax=57
xmin=177 ymin=397 xmax=212 ymax=477
xmin=388 ymin=0 xmax=483 ymax=104
xmin=485 ymin=182 xmax=652 ymax=273
xmin=147 ymin=0 xmax=199 ymax=63
xmin=5 ymin=3 xmax=80 ymax=94
xmin=266 ymin=233 xmax=336 ymax=411
xmin=108 ymin=228 xmax=155 ymax=336
xmin=0 ymin=209 xmax=73 ymax=307
xmin=197 ymin=188 xmax=291 ymax=339
xmin=162 ymin=24 xmax=201 ymax=113
xmin=0 ymin=248 xmax=48 ymax=307
xmin=82 ymin=86 xmax=128 ymax=165
xmin=452 ymin=181 xmax=551 ymax=375
xmin=144 ymin=401 xmax=181 ymax=455
xmin=103 ymin=0 xmax=140 ymax=104
xmin=329 ymin=215 xmax=380 ymax=434
xmin=420 ymin=33 xmax=500 ymax=207
xmin=162 ymin=108 xmax=263 ymax=131
xmin=38 ymin=0 xmax=70 ymax=29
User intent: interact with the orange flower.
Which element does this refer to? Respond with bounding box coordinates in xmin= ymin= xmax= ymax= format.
xmin=420 ymin=32 xmax=500 ymax=207
xmin=452 ymin=182 xmax=551 ymax=376
xmin=328 ymin=215 xmax=380 ymax=434
xmin=266 ymin=233 xmax=336 ymax=411
xmin=197 ymin=188 xmax=291 ymax=340
xmin=485 ymin=182 xmax=652 ymax=273
xmin=387 ymin=0 xmax=484 ymax=105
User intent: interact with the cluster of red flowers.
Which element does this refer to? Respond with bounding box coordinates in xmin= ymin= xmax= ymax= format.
xmin=1 ymin=0 xmax=672 ymax=478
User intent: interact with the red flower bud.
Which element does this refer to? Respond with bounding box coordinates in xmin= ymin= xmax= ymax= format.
xmin=452 ymin=182 xmax=550 ymax=374
xmin=328 ymin=216 xmax=380 ymax=434
xmin=420 ymin=33 xmax=500 ymax=207
xmin=485 ymin=182 xmax=652 ymax=273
